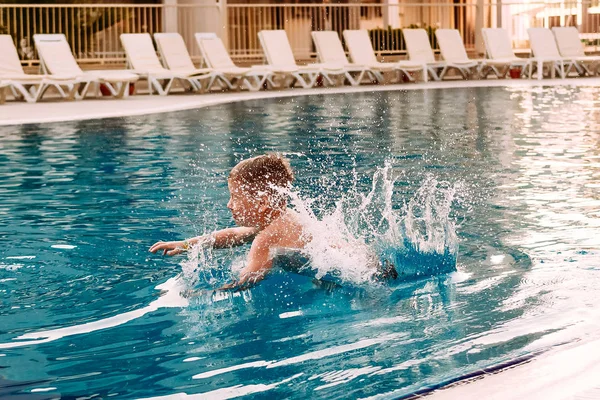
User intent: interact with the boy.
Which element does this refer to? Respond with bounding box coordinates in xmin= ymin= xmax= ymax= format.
xmin=149 ymin=154 xmax=308 ymax=289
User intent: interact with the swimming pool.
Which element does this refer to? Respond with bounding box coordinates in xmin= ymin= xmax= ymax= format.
xmin=1 ymin=86 xmax=600 ymax=398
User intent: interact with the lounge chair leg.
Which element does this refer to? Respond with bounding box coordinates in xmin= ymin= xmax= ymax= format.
xmin=117 ymin=82 xmax=128 ymax=98
xmin=402 ymin=70 xmax=416 ymax=83
xmin=32 ymin=84 xmax=50 ymax=103
xmin=428 ymin=67 xmax=440 ymax=81
xmin=356 ymin=70 xmax=367 ymax=85
xmin=244 ymin=76 xmax=260 ymax=92
xmin=577 ymin=63 xmax=589 ymax=77
xmin=292 ymin=73 xmax=308 ymax=88
xmin=75 ymin=81 xmax=93 ymax=100
xmin=52 ymin=84 xmax=68 ymax=99
xmin=320 ymin=74 xmax=334 ymax=86
xmin=256 ymin=75 xmax=271 ymax=91
xmin=440 ymin=66 xmax=450 ymax=80
xmin=372 ymin=71 xmax=384 ymax=84
xmin=343 ymin=72 xmax=357 ymax=86
xmin=148 ymin=78 xmax=154 ymax=95
xmin=13 ymin=84 xmax=33 ymax=103
xmin=266 ymin=74 xmax=276 ymax=89
xmin=307 ymin=73 xmax=319 ymax=88
xmin=64 ymin=83 xmax=78 ymax=101
xmin=10 ymin=85 xmax=21 ymax=101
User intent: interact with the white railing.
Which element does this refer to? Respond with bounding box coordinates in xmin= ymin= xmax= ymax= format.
xmin=227 ymin=3 xmax=480 ymax=60
xmin=1 ymin=2 xmax=600 ymax=67
xmin=0 ymin=3 xmax=220 ymax=66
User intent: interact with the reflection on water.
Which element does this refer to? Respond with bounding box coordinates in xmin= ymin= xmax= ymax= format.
xmin=0 ymin=86 xmax=599 ymax=398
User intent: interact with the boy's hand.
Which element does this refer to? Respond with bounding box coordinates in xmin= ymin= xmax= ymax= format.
xmin=149 ymin=241 xmax=186 ymax=256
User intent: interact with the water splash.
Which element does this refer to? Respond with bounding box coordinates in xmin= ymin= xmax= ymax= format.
xmin=181 ymin=163 xmax=460 ymax=289
xmin=289 ymin=163 xmax=460 ymax=285
xmin=180 ymin=235 xmax=217 ymax=288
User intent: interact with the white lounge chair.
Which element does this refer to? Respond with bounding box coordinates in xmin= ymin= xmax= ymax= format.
xmin=0 ymin=34 xmax=80 ymax=103
xmin=192 ymin=33 xmax=274 ymax=91
xmin=480 ymin=28 xmax=531 ymax=79
xmin=527 ymin=28 xmax=574 ymax=79
xmin=120 ymin=33 xmax=216 ymax=95
xmin=311 ymin=31 xmax=373 ymax=86
xmin=552 ymin=27 xmax=600 ymax=76
xmin=33 ymin=34 xmax=138 ymax=99
xmin=0 ymin=81 xmax=9 ymax=104
xmin=402 ymin=29 xmax=452 ymax=81
xmin=258 ymin=30 xmax=346 ymax=88
xmin=343 ymin=29 xmax=427 ymax=83
xmin=434 ymin=29 xmax=481 ymax=79
xmin=153 ymin=32 xmax=234 ymax=92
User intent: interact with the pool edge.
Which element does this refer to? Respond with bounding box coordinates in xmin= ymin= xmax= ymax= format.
xmin=420 ymin=336 xmax=600 ymax=400
xmin=2 ymin=77 xmax=600 ymax=126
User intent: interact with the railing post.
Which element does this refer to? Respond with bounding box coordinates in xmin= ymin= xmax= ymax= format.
xmin=219 ymin=0 xmax=228 ymax=50
xmin=475 ymin=0 xmax=485 ymax=54
xmin=348 ymin=0 xmax=361 ymax=30
xmin=163 ymin=0 xmax=178 ymax=32
xmin=383 ymin=0 xmax=400 ymax=29
xmin=496 ymin=0 xmax=503 ymax=27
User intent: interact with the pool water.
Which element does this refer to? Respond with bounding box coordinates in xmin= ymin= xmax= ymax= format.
xmin=1 ymin=86 xmax=600 ymax=399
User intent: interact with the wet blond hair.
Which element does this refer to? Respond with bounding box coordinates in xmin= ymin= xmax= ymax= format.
xmin=229 ymin=154 xmax=294 ymax=195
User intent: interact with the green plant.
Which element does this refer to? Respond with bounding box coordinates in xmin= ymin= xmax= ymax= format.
xmin=367 ymin=24 xmax=439 ymax=53
xmin=0 ymin=0 xmax=131 ymax=59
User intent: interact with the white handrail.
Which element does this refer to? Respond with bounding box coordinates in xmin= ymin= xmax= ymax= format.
xmin=1 ymin=2 xmax=598 ymax=67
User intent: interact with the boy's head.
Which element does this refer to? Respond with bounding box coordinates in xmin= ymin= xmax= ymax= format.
xmin=227 ymin=154 xmax=294 ymax=227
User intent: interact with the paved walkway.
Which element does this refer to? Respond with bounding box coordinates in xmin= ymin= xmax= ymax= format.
xmin=3 ymin=78 xmax=600 ymax=126
xmin=428 ymin=335 xmax=600 ymax=400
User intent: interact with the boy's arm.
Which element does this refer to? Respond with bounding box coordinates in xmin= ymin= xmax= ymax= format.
xmin=222 ymin=232 xmax=275 ymax=290
xmin=149 ymin=226 xmax=259 ymax=256
xmin=212 ymin=227 xmax=260 ymax=249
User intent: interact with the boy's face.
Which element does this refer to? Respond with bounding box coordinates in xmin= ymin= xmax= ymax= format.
xmin=227 ymin=178 xmax=264 ymax=227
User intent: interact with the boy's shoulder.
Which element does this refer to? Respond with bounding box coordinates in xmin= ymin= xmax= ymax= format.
xmin=253 ymin=210 xmax=304 ymax=247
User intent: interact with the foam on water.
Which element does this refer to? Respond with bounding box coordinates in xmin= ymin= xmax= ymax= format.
xmin=181 ymin=163 xmax=460 ymax=289
xmin=290 ymin=163 xmax=460 ymax=285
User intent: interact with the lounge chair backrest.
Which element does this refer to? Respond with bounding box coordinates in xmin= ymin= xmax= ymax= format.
xmin=153 ymin=33 xmax=195 ymax=71
xmin=343 ymin=30 xmax=378 ymax=65
xmin=481 ymin=28 xmax=515 ymax=59
xmin=0 ymin=35 xmax=25 ymax=75
xmin=552 ymin=27 xmax=585 ymax=57
xmin=435 ymin=29 xmax=469 ymax=62
xmin=258 ymin=30 xmax=297 ymax=68
xmin=194 ymin=32 xmax=217 ymax=67
xmin=403 ymin=29 xmax=436 ymax=63
xmin=528 ymin=28 xmax=561 ymax=58
xmin=33 ymin=34 xmax=83 ymax=75
xmin=312 ymin=31 xmax=349 ymax=65
xmin=120 ymin=33 xmax=164 ymax=71
xmin=196 ymin=34 xmax=235 ymax=69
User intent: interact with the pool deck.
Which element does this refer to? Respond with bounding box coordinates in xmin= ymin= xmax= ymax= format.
xmin=3 ymin=77 xmax=600 ymax=126
xmin=427 ymin=335 xmax=600 ymax=400
xmin=3 ymin=76 xmax=600 ymax=400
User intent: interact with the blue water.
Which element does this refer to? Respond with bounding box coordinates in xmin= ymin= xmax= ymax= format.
xmin=1 ymin=86 xmax=600 ymax=399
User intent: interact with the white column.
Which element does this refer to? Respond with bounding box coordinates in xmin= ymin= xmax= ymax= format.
xmin=383 ymin=0 xmax=401 ymax=29
xmin=496 ymin=0 xmax=502 ymax=28
xmin=176 ymin=0 xmax=222 ymax=58
xmin=163 ymin=0 xmax=178 ymax=33
xmin=219 ymin=0 xmax=228 ymax=50
xmin=475 ymin=0 xmax=485 ymax=54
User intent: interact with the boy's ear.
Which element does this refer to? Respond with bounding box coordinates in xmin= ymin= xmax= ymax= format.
xmin=257 ymin=194 xmax=269 ymax=211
